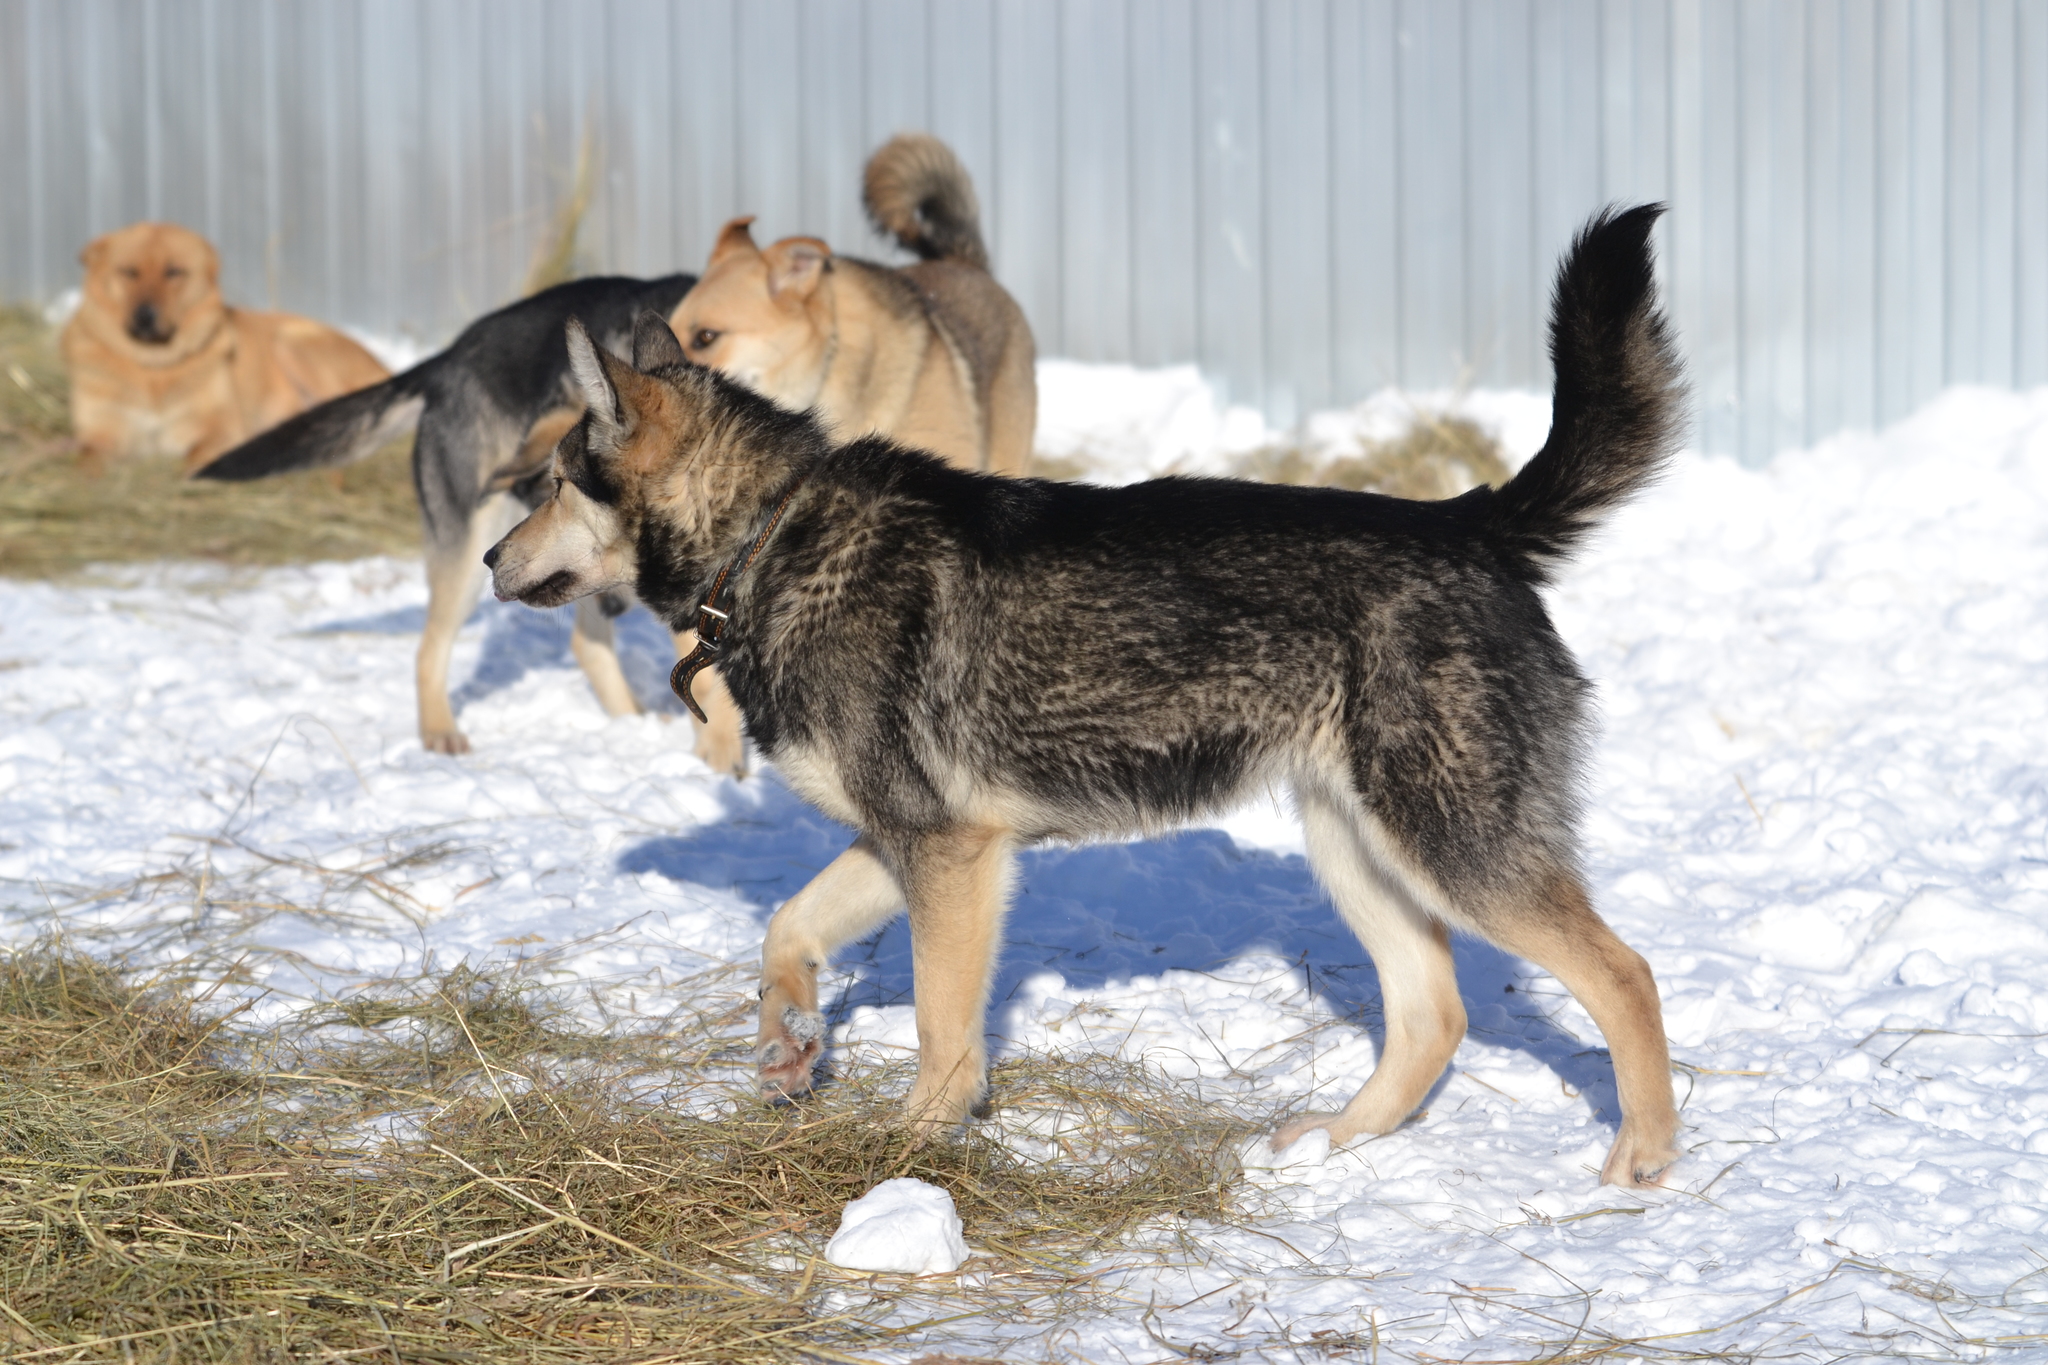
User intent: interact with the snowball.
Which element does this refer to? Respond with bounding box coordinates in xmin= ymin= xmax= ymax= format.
xmin=824 ymin=1177 xmax=968 ymax=1274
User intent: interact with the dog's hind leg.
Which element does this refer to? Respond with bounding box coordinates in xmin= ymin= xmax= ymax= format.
xmin=669 ymin=628 xmax=747 ymax=776
xmin=571 ymin=595 xmax=643 ymax=719
xmin=756 ymin=837 xmax=906 ymax=1098
xmin=416 ymin=492 xmax=519 ymax=754
xmin=1482 ymin=874 xmax=1680 ymax=1188
xmin=1272 ymin=784 xmax=1466 ymax=1154
xmin=898 ymin=825 xmax=1015 ymax=1137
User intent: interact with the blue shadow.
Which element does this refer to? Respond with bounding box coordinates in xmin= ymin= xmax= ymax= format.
xmin=315 ymin=597 xmax=689 ymax=717
xmin=617 ymin=775 xmax=1625 ymax=1122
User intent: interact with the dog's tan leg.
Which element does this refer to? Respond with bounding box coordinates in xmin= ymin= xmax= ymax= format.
xmin=417 ymin=496 xmax=515 ymax=754
xmin=571 ymin=596 xmax=643 ymax=719
xmin=756 ymin=837 xmax=907 ymax=1097
xmin=1272 ymin=789 xmax=1466 ymax=1153
xmin=669 ymin=628 xmax=747 ymax=777
xmin=1485 ymin=876 xmax=1681 ymax=1188
xmin=898 ymin=825 xmax=1015 ymax=1137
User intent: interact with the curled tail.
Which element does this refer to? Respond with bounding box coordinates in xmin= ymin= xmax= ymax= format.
xmin=862 ymin=133 xmax=989 ymax=270
xmin=1489 ymin=204 xmax=1685 ymax=579
xmin=196 ymin=368 xmax=429 ymax=481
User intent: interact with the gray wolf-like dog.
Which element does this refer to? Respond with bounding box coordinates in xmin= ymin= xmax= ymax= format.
xmin=199 ymin=273 xmax=697 ymax=757
xmin=485 ymin=205 xmax=1687 ymax=1187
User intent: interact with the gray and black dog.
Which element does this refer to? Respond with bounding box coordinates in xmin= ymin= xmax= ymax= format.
xmin=486 ymin=206 xmax=1687 ymax=1188
xmin=200 ymin=272 xmax=695 ymax=754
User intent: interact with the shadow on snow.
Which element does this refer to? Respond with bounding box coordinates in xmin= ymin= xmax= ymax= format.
xmin=618 ymin=774 xmax=1626 ymax=1126
xmin=313 ymin=597 xmax=688 ymax=717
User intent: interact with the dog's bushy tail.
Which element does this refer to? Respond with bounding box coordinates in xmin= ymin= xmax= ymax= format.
xmin=1488 ymin=204 xmax=1685 ymax=580
xmin=863 ymin=133 xmax=989 ymax=271
xmin=196 ymin=368 xmax=429 ymax=481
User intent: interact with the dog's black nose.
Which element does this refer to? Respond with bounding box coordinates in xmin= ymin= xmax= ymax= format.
xmin=128 ymin=302 xmax=162 ymax=341
xmin=482 ymin=543 xmax=502 ymax=570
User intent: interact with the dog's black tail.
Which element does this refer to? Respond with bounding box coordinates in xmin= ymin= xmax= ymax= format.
xmin=195 ymin=365 xmax=432 ymax=481
xmin=862 ymin=133 xmax=989 ymax=271
xmin=1488 ymin=204 xmax=1685 ymax=580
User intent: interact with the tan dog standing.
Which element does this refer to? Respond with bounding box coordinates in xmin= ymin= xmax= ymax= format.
xmin=669 ymin=134 xmax=1037 ymax=769
xmin=62 ymin=222 xmax=388 ymax=472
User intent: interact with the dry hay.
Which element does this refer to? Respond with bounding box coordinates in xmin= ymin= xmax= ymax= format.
xmin=0 ymin=304 xmax=419 ymax=579
xmin=1236 ymin=410 xmax=1512 ymax=501
xmin=0 ymin=943 xmax=1254 ymax=1364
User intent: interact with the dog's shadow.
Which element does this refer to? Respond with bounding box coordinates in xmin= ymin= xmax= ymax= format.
xmin=314 ymin=599 xmax=688 ymax=717
xmin=618 ymin=775 xmax=1625 ymax=1125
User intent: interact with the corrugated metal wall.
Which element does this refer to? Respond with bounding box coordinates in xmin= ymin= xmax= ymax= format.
xmin=3 ymin=0 xmax=2043 ymax=462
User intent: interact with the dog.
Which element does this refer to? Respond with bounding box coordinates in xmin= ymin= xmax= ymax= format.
xmin=669 ymin=133 xmax=1036 ymax=476
xmin=484 ymin=205 xmax=1688 ymax=1189
xmin=197 ymin=273 xmax=697 ymax=757
xmin=61 ymin=221 xmax=390 ymax=472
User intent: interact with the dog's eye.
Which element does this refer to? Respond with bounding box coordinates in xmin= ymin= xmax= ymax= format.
xmin=163 ymin=266 xmax=186 ymax=279
xmin=119 ymin=267 xmax=140 ymax=279
xmin=691 ymin=328 xmax=720 ymax=351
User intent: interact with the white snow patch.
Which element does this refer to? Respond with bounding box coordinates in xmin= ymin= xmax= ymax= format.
xmin=823 ymin=1177 xmax=969 ymax=1275
xmin=5 ymin=370 xmax=2048 ymax=1360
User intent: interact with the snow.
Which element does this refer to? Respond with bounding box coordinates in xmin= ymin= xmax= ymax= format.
xmin=5 ymin=369 xmax=2048 ymax=1360
xmin=824 ymin=1178 xmax=970 ymax=1275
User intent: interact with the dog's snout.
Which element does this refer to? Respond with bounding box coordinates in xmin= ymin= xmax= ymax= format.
xmin=482 ymin=543 xmax=502 ymax=571
xmin=128 ymin=302 xmax=169 ymax=344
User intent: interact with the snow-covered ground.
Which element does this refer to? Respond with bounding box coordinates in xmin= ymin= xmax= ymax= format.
xmin=4 ymin=373 xmax=2048 ymax=1361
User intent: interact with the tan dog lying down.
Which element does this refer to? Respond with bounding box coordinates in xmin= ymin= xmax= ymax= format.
xmin=668 ymin=133 xmax=1039 ymax=772
xmin=61 ymin=221 xmax=388 ymax=472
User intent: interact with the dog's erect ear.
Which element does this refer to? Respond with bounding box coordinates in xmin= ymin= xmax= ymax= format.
xmin=765 ymin=238 xmax=829 ymax=304
xmin=566 ymin=317 xmax=629 ymax=436
xmin=710 ymin=216 xmax=761 ymax=266
xmin=631 ymin=309 xmax=687 ymax=372
xmin=79 ymin=235 xmax=109 ymax=270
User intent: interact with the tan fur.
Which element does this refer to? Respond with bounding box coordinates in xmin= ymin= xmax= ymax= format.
xmin=62 ymin=222 xmax=388 ymax=472
xmin=667 ymin=236 xmax=1034 ymax=475
xmin=664 ymin=138 xmax=1036 ymax=771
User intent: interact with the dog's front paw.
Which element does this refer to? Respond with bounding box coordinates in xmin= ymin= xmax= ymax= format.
xmin=1268 ymin=1112 xmax=1343 ymax=1154
xmin=1600 ymin=1120 xmax=1681 ymax=1188
xmin=757 ymin=1005 xmax=825 ymax=1099
xmin=421 ymin=727 xmax=472 ymax=756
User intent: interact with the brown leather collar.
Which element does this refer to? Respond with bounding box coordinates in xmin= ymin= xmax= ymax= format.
xmin=668 ymin=471 xmax=812 ymax=722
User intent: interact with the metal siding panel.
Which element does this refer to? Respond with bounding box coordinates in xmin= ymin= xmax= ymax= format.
xmin=673 ymin=0 xmax=741 ymax=272
xmin=1060 ymin=0 xmax=1133 ymax=363
xmin=991 ymin=0 xmax=1061 ymax=352
xmin=604 ymin=0 xmax=677 ymax=279
xmin=0 ymin=1 xmax=31 ymax=296
xmin=1945 ymin=0 xmax=1984 ymax=388
xmin=1531 ymin=0 xmax=1602 ymax=277
xmin=794 ymin=0 xmax=869 ymax=257
xmin=1329 ymin=0 xmax=1399 ymax=398
xmin=1261 ymin=0 xmax=1332 ymax=419
xmin=1464 ymin=0 xmax=1537 ymax=390
xmin=865 ymin=0 xmax=931 ymax=153
xmin=738 ymin=0 xmax=804 ymax=244
xmin=1975 ymin=0 xmax=2018 ymax=388
xmin=1906 ymin=0 xmax=1946 ymax=404
xmin=1194 ymin=0 xmax=1264 ymax=406
xmin=1395 ymin=0 xmax=1466 ymax=391
xmin=929 ymin=0 xmax=998 ymax=258
xmin=1831 ymin=0 xmax=1880 ymax=433
xmin=2020 ymin=0 xmax=2048 ymax=386
xmin=1129 ymin=0 xmax=1199 ymax=368
xmin=1681 ymin=0 xmax=1743 ymax=457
